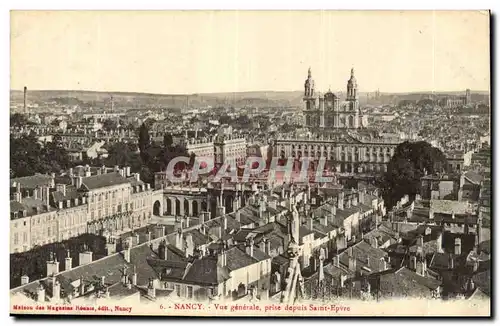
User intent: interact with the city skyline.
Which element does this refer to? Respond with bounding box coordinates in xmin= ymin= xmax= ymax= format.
xmin=11 ymin=11 xmax=490 ymax=94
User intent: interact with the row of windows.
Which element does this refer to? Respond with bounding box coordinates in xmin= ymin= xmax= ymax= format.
xmin=285 ymin=144 xmax=394 ymax=153
xmin=12 ymin=232 xmax=28 ymax=245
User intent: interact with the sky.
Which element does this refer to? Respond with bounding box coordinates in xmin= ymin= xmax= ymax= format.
xmin=10 ymin=10 xmax=490 ymax=94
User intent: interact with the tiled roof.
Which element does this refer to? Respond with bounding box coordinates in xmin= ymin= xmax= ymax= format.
xmin=464 ymin=171 xmax=483 ymax=185
xmin=182 ymin=257 xmax=230 ymax=285
xmin=339 ymin=241 xmax=388 ymax=274
xmin=82 ymin=172 xmax=130 ymax=190
xmin=11 ymin=174 xmax=53 ymax=189
xmin=373 ymin=267 xmax=441 ymax=298
xmin=51 ymin=185 xmax=82 ymax=203
xmin=107 ymin=282 xmax=141 ymax=298
xmin=10 ymin=198 xmax=55 ymax=219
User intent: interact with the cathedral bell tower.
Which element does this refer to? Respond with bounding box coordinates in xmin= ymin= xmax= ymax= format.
xmin=347 ymin=68 xmax=358 ymax=100
xmin=304 ymin=67 xmax=317 ymax=127
xmin=346 ymin=68 xmax=361 ymax=128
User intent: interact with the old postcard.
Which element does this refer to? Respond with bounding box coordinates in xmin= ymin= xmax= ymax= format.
xmin=9 ymin=10 xmax=491 ymax=317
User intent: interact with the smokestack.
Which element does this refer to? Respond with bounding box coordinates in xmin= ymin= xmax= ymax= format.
xmin=454 ymin=237 xmax=462 ymax=255
xmin=23 ymin=86 xmax=27 ymax=113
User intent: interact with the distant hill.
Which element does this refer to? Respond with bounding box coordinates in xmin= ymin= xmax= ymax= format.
xmin=10 ymin=89 xmax=490 ymax=109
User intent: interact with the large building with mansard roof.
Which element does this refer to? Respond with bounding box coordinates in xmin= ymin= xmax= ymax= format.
xmin=274 ymin=68 xmax=401 ymax=174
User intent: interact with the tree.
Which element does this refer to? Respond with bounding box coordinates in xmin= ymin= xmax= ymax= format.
xmin=138 ymin=123 xmax=151 ymax=164
xmin=10 ymin=134 xmax=72 ymax=178
xmin=10 ymin=113 xmax=29 ymax=127
xmin=381 ymin=141 xmax=447 ymax=209
xmin=102 ymin=119 xmax=118 ymax=131
xmin=188 ymin=152 xmax=197 ymax=169
xmin=163 ymin=133 xmax=173 ymax=148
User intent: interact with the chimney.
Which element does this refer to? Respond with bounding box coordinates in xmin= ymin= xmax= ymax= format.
xmin=333 ymin=255 xmax=339 ymax=268
xmin=46 ymin=256 xmax=59 ymax=277
xmin=436 ymin=231 xmax=443 ymax=253
xmin=454 ymin=237 xmax=462 ymax=255
xmin=448 ymin=254 xmax=454 ymax=270
xmin=348 ymin=251 xmax=356 ymax=272
xmin=147 ymin=231 xmax=152 ymax=244
xmin=265 ymin=239 xmax=271 ymax=256
xmin=106 ymin=238 xmax=116 ymax=255
xmin=69 ymin=167 xmax=74 ymax=178
xmin=23 ymin=86 xmax=27 ymax=113
xmin=320 ymin=215 xmax=328 ymax=226
xmin=135 ymin=173 xmax=140 ymax=182
xmin=65 ymin=250 xmax=73 ymax=271
xmin=417 ymin=235 xmax=424 ymax=249
xmin=79 ymin=251 xmax=93 ymax=265
xmin=114 ymin=165 xmax=119 ymax=172
xmin=259 ymin=241 xmax=266 ymax=253
xmin=79 ymin=278 xmax=85 ymax=296
xmin=311 ymin=256 xmax=318 ymax=272
xmin=235 ymin=210 xmax=241 ymax=223
xmin=338 ymin=197 xmax=344 ymax=210
xmin=246 ymin=238 xmax=254 ymax=257
xmin=268 ymin=198 xmax=277 ymax=210
xmin=185 ymin=234 xmax=194 ymax=257
xmin=21 ymin=275 xmax=29 ymax=285
xmin=359 ymin=189 xmax=365 ymax=204
xmin=132 ymin=266 xmax=137 ymax=286
xmin=75 ymin=176 xmax=83 ymax=188
xmin=175 ymin=229 xmax=184 ymax=251
xmin=416 ymin=260 xmax=426 ymax=276
xmin=217 ymin=250 xmax=227 ymax=267
xmin=334 ymin=274 xmax=346 ymax=290
xmin=147 ymin=279 xmax=156 ymax=298
xmin=331 ymin=204 xmax=336 ymax=217
xmin=125 ymin=166 xmax=131 ymax=177
xmin=85 ymin=171 xmax=91 ymax=177
xmin=429 ymin=208 xmax=434 ymax=220
xmin=52 ymin=279 xmax=61 ymax=301
xmin=410 ymin=255 xmax=417 ymax=270
xmin=123 ymin=244 xmax=131 ymax=263
xmin=158 ymin=240 xmax=167 ymax=260
xmin=36 ymin=284 xmax=45 ymax=303
xmin=307 ymin=216 xmax=314 ymax=230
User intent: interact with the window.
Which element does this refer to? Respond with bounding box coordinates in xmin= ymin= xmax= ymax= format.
xmin=14 ymin=223 xmax=17 ymax=228
xmin=23 ymin=232 xmax=27 ymax=243
xmin=187 ymin=286 xmax=193 ymax=299
xmin=175 ymin=284 xmax=181 ymax=297
xmin=13 ymin=233 xmax=19 ymax=245
xmin=48 ymin=227 xmax=51 ymax=237
xmin=23 ymin=221 xmax=26 ymax=226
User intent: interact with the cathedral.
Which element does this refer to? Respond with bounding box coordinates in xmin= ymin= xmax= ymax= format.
xmin=304 ymin=68 xmax=368 ymax=129
xmin=273 ymin=67 xmax=401 ymax=175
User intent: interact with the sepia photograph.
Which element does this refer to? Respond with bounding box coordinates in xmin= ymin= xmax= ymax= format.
xmin=8 ymin=10 xmax=491 ymax=317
